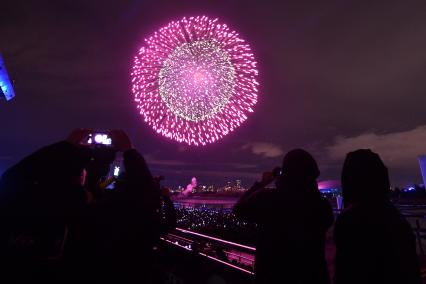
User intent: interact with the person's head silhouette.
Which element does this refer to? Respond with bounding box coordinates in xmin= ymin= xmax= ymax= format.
xmin=341 ymin=149 xmax=390 ymax=207
xmin=279 ymin=149 xmax=320 ymax=190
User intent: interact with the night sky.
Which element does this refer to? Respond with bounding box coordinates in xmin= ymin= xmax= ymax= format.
xmin=1 ymin=0 xmax=426 ymax=187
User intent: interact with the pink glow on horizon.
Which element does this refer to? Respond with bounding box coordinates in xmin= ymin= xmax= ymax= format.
xmin=318 ymin=180 xmax=341 ymax=190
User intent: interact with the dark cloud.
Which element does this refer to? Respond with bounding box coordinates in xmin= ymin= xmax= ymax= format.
xmin=146 ymin=155 xmax=257 ymax=170
xmin=242 ymin=142 xmax=284 ymax=158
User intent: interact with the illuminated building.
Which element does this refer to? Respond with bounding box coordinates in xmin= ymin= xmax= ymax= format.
xmin=418 ymin=156 xmax=426 ymax=187
xmin=0 ymin=55 xmax=15 ymax=101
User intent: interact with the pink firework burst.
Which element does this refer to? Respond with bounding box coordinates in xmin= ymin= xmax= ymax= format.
xmin=131 ymin=16 xmax=259 ymax=146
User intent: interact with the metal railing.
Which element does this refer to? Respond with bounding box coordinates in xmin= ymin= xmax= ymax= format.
xmin=161 ymin=227 xmax=255 ymax=275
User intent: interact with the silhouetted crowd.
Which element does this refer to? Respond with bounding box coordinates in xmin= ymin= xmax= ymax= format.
xmin=0 ymin=130 xmax=422 ymax=284
xmin=0 ymin=129 xmax=176 ymax=283
xmin=234 ymin=149 xmax=421 ymax=284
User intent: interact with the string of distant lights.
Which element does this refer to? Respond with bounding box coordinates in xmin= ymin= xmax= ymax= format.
xmin=131 ymin=16 xmax=259 ymax=146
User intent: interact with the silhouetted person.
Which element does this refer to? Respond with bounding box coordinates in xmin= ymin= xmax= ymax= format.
xmin=234 ymin=149 xmax=333 ymax=284
xmin=83 ymin=145 xmax=116 ymax=200
xmin=0 ymin=136 xmax=92 ymax=283
xmin=159 ymin=186 xmax=177 ymax=232
xmin=393 ymin=186 xmax=401 ymax=204
xmin=76 ymin=130 xmax=175 ymax=283
xmin=334 ymin=149 xmax=421 ymax=284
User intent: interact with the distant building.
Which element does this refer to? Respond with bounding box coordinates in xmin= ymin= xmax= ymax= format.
xmin=0 ymin=55 xmax=15 ymax=101
xmin=236 ymin=179 xmax=242 ymax=190
xmin=418 ymin=156 xmax=426 ymax=186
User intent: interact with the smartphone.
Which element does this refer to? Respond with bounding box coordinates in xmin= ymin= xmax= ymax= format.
xmin=113 ymin=166 xmax=120 ymax=177
xmin=86 ymin=133 xmax=112 ymax=146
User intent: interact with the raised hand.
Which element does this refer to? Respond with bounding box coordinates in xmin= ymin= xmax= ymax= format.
xmin=260 ymin=171 xmax=275 ymax=187
xmin=108 ymin=129 xmax=132 ymax=152
xmin=67 ymin=128 xmax=92 ymax=145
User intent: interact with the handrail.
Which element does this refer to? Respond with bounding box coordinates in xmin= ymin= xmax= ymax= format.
xmin=224 ymin=251 xmax=254 ymax=262
xmin=175 ymin=227 xmax=256 ymax=251
xmin=160 ymin=231 xmax=255 ymax=276
xmin=199 ymin=252 xmax=255 ymax=275
xmin=167 ymin=233 xmax=194 ymax=243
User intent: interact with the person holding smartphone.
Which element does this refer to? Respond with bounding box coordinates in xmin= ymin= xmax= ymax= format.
xmin=70 ymin=129 xmax=174 ymax=283
xmin=233 ymin=149 xmax=334 ymax=284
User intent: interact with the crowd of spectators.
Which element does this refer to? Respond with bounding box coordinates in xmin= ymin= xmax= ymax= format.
xmin=175 ymin=207 xmax=258 ymax=245
xmin=0 ymin=129 xmax=176 ymax=284
xmin=0 ymin=130 xmax=422 ymax=284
